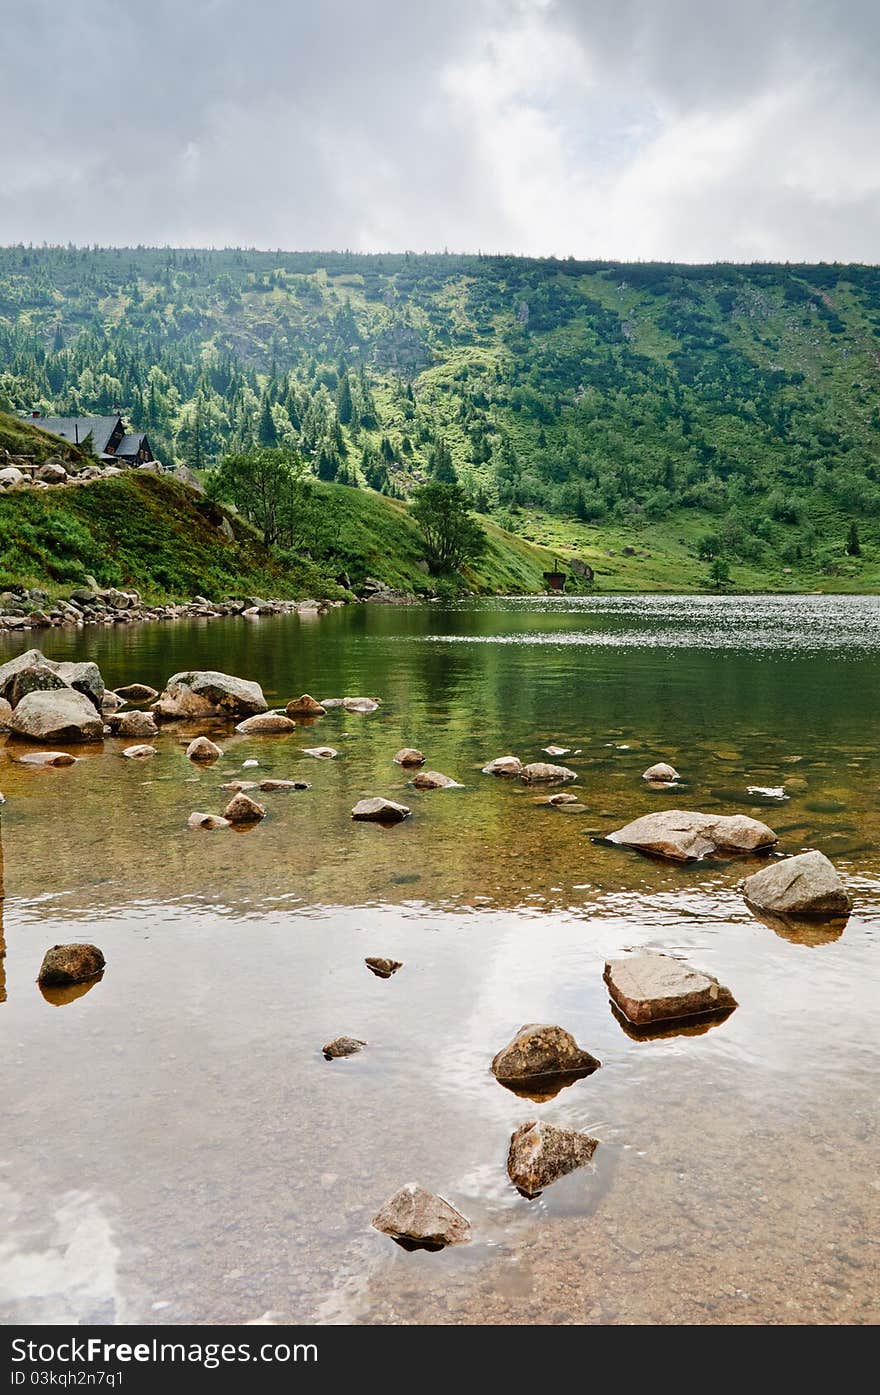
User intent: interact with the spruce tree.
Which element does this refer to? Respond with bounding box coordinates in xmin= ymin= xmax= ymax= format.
xmin=257 ymin=394 xmax=278 ymax=447
xmin=846 ymin=521 xmax=861 ymax=556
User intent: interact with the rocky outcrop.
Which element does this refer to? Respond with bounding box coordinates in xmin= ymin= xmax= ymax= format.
xmin=153 ymin=669 xmax=267 ymax=721
xmin=393 ymin=748 xmax=425 ymax=767
xmin=234 ymin=713 xmax=297 ymax=734
xmin=38 ymin=943 xmax=105 ymax=986
xmin=322 ymin=1036 xmax=366 ymax=1059
xmin=185 ymin=737 xmax=223 ymax=762
xmin=9 ymin=688 xmax=104 ymax=743
xmin=352 ymin=797 xmax=411 ymax=823
xmin=285 ymin=694 xmax=327 ymax=717
xmin=507 ymin=1121 xmax=598 ymax=1198
xmin=492 ymin=1025 xmax=600 ymax=1087
xmin=740 ymin=850 xmax=852 ymax=918
xmin=482 ymin=755 xmax=523 ymax=777
xmin=604 ymin=952 xmax=737 ymax=1026
xmin=409 ymin=770 xmax=460 ymax=790
xmin=643 ymin=762 xmax=680 ymax=782
xmin=365 ymin=957 xmax=404 ymax=978
xmin=521 ymin=762 xmax=577 ymax=783
xmin=371 ymin=1185 xmax=471 ymax=1249
xmin=607 ymin=809 xmax=777 ymax=862
xmin=223 ymin=793 xmax=266 ymax=823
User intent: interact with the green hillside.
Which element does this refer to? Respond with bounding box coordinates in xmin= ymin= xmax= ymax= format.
xmin=3 ymin=247 xmax=880 ymax=587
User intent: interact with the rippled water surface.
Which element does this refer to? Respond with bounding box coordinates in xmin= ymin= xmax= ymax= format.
xmin=0 ymin=595 xmax=877 ymax=1325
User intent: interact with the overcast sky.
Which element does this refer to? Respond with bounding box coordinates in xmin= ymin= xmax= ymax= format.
xmin=2 ymin=0 xmax=878 ymax=261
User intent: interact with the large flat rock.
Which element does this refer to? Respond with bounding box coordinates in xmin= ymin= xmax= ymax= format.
xmin=604 ymin=952 xmax=737 ymax=1026
xmin=740 ymin=850 xmax=852 ymax=919
xmin=9 ymin=688 xmax=104 ymax=743
xmin=607 ymin=809 xmax=777 ymax=862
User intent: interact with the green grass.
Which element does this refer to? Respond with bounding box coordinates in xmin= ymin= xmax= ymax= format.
xmin=0 ymin=412 xmax=86 ymax=466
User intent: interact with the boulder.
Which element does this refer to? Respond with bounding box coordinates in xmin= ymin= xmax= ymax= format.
xmin=606 ymin=809 xmax=777 ymax=862
xmin=604 ymin=952 xmax=737 ymax=1026
xmin=187 ymin=811 xmax=230 ymax=830
xmin=234 ymin=713 xmax=297 ymax=735
xmin=115 ymin=683 xmax=159 ymax=702
xmin=122 ymin=744 xmax=157 ymax=759
xmin=54 ymin=660 xmax=105 ymax=711
xmin=322 ymin=1036 xmax=366 ymax=1059
xmin=115 ymin=710 xmax=159 ymax=739
xmin=303 ymin=746 xmax=338 ymax=759
xmin=507 ymin=1121 xmax=599 ymax=1198
xmin=9 ymin=689 xmax=104 ymax=743
xmin=365 ymin=957 xmax=404 ymax=978
xmin=223 ymin=792 xmax=266 ymax=823
xmin=153 ymin=669 xmax=267 ymax=721
xmin=521 ymin=762 xmax=577 ymax=783
xmin=285 ymin=694 xmax=327 ymax=717
xmin=258 ymin=779 xmax=311 ymax=792
xmin=17 ymin=750 xmax=78 ymax=768
xmin=371 ymin=1185 xmax=471 ymax=1249
xmin=393 ymin=748 xmax=425 ymax=767
xmin=0 ymin=696 xmax=12 ymax=728
xmin=185 ymin=737 xmax=223 ymax=762
xmin=35 ymin=461 xmax=68 ymax=485
xmin=0 ymin=649 xmax=70 ymax=707
xmin=101 ymin=691 xmax=123 ymax=715
xmin=482 ymin=755 xmax=523 ymax=777
xmin=38 ymin=943 xmax=104 ymax=986
xmin=343 ymin=697 xmax=380 ymax=713
xmin=740 ymin=850 xmax=852 ymax=919
xmin=410 ymin=770 xmax=460 ymax=790
xmin=492 ymin=1024 xmax=600 ymax=1088
xmin=173 ymin=463 xmax=205 ymax=493
xmin=0 ymin=466 xmax=25 ymax=486
xmin=643 ymin=762 xmax=680 ymax=782
xmin=352 ymin=797 xmax=411 ymax=823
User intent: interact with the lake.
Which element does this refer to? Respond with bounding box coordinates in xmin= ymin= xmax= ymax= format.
xmin=0 ymin=594 xmax=878 ymax=1325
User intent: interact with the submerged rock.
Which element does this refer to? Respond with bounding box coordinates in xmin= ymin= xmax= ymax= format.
xmin=409 ymin=770 xmax=460 ymax=790
xmin=258 ymin=779 xmax=311 ymax=792
xmin=115 ymin=682 xmax=159 ymax=702
xmin=371 ymin=1184 xmax=471 ymax=1249
xmin=114 ymin=710 xmax=158 ymax=739
xmin=545 ymin=791 xmax=579 ymax=806
xmin=607 ymin=809 xmax=777 ymax=862
xmin=542 ymin=745 xmax=571 ymax=757
xmin=507 ymin=1120 xmax=599 ymax=1198
xmin=365 ymin=956 xmax=404 ymax=978
xmin=343 ymin=697 xmax=380 ymax=713
xmin=122 ymin=744 xmax=157 ymax=759
xmin=322 ymin=1035 xmax=366 ymax=1059
xmin=394 ymin=748 xmax=425 ymax=767
xmin=9 ymin=689 xmax=104 ymax=744
xmin=303 ymin=746 xmax=338 ymax=759
xmin=740 ymin=850 xmax=852 ymax=919
xmin=521 ymin=762 xmax=577 ymax=783
xmin=604 ymin=951 xmax=737 ymax=1027
xmin=187 ymin=811 xmax=230 ymax=830
xmin=153 ymin=669 xmax=267 ymax=721
xmin=38 ymin=943 xmax=105 ymax=986
xmin=643 ymin=762 xmax=680 ymax=782
xmin=223 ymin=792 xmax=266 ymax=823
xmin=352 ymin=797 xmax=411 ymax=823
xmin=185 ymin=736 xmax=223 ymax=762
xmin=235 ymin=713 xmax=297 ymax=735
xmin=482 ymin=755 xmax=523 ymax=777
xmin=17 ymin=750 xmax=78 ymax=767
xmin=491 ymin=1024 xmax=600 ymax=1087
xmin=285 ymin=694 xmax=327 ymax=717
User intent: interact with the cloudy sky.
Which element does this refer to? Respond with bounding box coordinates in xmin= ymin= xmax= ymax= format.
xmin=2 ymin=0 xmax=878 ymax=261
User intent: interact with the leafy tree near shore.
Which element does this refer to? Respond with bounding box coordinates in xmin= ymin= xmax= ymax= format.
xmin=410 ymin=481 xmax=486 ymax=575
xmin=846 ymin=521 xmax=861 ymax=556
xmin=209 ymin=446 xmax=304 ymax=547
xmin=709 ymin=556 xmax=732 ymax=588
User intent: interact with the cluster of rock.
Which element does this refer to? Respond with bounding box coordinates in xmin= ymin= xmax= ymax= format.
xmin=482 ymin=754 xmax=577 ymax=783
xmin=0 ymin=583 xmax=339 ymax=632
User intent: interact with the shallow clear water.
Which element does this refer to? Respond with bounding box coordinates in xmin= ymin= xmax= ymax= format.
xmin=0 ymin=595 xmax=877 ymax=1325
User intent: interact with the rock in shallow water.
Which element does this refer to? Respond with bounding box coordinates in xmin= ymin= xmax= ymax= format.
xmin=303 ymin=746 xmax=338 ymax=759
xmin=186 ymin=737 xmax=223 ymax=762
xmin=114 ymin=683 xmax=158 ymax=702
xmin=285 ymin=694 xmax=326 ymax=717
xmin=371 ymin=1184 xmax=471 ymax=1249
xmin=17 ymin=750 xmax=78 ymax=767
xmin=393 ymin=748 xmax=425 ymax=767
xmin=507 ymin=1120 xmax=599 ymax=1198
xmin=482 ymin=755 xmax=523 ymax=777
xmin=187 ymin=811 xmax=230 ymax=830
xmin=223 ymin=793 xmax=266 ymax=824
xmin=153 ymin=669 xmax=267 ymax=721
xmin=38 ymin=943 xmax=105 ymax=986
xmin=607 ymin=809 xmax=777 ymax=862
xmin=604 ymin=951 xmax=737 ymax=1026
xmin=492 ymin=1023 xmax=600 ymax=1086
xmin=521 ymin=762 xmax=577 ymax=783
xmin=740 ymin=849 xmax=852 ymax=918
xmin=322 ymin=1035 xmax=366 ymax=1059
xmin=122 ymin=744 xmax=157 ymax=760
xmin=114 ymin=709 xmax=158 ymax=739
xmin=409 ymin=770 xmax=460 ymax=790
xmin=258 ymin=779 xmax=311 ymax=792
xmin=9 ymin=689 xmax=104 ymax=744
xmin=643 ymin=762 xmax=680 ymax=782
xmin=234 ymin=713 xmax=297 ymax=735
xmin=365 ymin=957 xmax=404 ymax=978
xmin=352 ymin=797 xmax=411 ymax=823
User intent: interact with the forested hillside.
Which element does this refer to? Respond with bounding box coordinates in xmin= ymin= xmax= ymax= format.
xmin=2 ymin=246 xmax=880 ymax=582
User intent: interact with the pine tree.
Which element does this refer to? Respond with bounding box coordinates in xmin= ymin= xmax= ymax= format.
xmin=336 ymin=373 xmax=353 ymax=425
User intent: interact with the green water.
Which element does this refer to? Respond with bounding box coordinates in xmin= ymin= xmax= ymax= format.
xmin=0 ymin=595 xmax=877 ymax=1324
